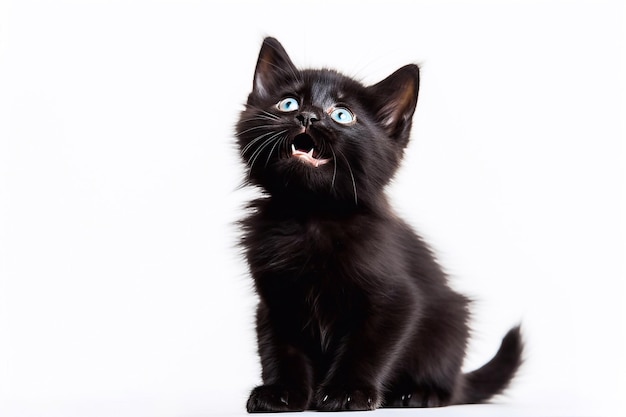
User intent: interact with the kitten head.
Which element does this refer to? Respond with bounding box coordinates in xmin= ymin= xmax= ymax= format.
xmin=236 ymin=37 xmax=419 ymax=206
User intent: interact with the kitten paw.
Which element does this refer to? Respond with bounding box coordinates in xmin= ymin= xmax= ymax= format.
xmin=315 ymin=386 xmax=380 ymax=411
xmin=383 ymin=389 xmax=451 ymax=408
xmin=246 ymin=384 xmax=310 ymax=412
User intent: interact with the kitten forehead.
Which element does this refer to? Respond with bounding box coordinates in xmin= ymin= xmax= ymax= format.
xmin=299 ymin=69 xmax=364 ymax=103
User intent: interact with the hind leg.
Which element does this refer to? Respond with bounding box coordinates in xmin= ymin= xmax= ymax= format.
xmin=383 ymin=375 xmax=455 ymax=408
xmin=383 ymin=310 xmax=468 ymax=408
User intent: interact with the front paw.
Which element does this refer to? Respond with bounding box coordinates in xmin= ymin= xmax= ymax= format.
xmin=247 ymin=384 xmax=310 ymax=413
xmin=315 ymin=385 xmax=380 ymax=411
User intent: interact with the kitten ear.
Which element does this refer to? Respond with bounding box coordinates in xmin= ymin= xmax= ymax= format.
xmin=368 ymin=64 xmax=420 ymax=143
xmin=253 ymin=37 xmax=298 ymax=98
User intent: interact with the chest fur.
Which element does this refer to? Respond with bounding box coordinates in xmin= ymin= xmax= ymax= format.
xmin=244 ymin=214 xmax=349 ymax=277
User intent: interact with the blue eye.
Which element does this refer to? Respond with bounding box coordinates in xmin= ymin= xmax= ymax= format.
xmin=330 ymin=107 xmax=355 ymax=124
xmin=277 ymin=97 xmax=299 ymax=112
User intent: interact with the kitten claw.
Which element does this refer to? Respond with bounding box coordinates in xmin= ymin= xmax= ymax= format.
xmin=316 ymin=387 xmax=379 ymax=411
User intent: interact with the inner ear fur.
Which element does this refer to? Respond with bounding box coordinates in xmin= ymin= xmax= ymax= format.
xmin=368 ymin=64 xmax=420 ymax=142
xmin=253 ymin=37 xmax=298 ymax=98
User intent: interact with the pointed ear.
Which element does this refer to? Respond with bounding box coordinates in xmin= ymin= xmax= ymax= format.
xmin=252 ymin=37 xmax=298 ymax=98
xmin=368 ymin=64 xmax=420 ymax=142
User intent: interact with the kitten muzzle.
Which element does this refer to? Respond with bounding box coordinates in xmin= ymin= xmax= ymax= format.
xmin=291 ymin=145 xmax=330 ymax=167
xmin=291 ymin=133 xmax=330 ymax=167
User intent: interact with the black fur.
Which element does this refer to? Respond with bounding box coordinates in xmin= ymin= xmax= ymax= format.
xmin=236 ymin=37 xmax=522 ymax=412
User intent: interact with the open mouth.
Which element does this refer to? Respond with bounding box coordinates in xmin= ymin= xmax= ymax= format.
xmin=291 ymin=133 xmax=331 ymax=168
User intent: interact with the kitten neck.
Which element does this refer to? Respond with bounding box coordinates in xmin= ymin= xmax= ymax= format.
xmin=268 ymin=190 xmax=389 ymax=217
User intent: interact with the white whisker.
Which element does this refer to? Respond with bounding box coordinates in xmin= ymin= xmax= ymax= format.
xmin=241 ymin=130 xmax=277 ymax=157
xmin=248 ymin=132 xmax=284 ymax=165
xmin=245 ymin=105 xmax=281 ymax=120
xmin=264 ymin=133 xmax=287 ymax=168
xmin=241 ymin=115 xmax=280 ymax=123
xmin=236 ymin=125 xmax=276 ymax=137
xmin=248 ymin=131 xmax=287 ymax=177
xmin=329 ymin=144 xmax=337 ymax=192
xmin=338 ymin=150 xmax=358 ymax=205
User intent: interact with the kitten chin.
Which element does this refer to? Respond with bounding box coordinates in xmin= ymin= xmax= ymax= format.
xmin=236 ymin=37 xmax=523 ymax=413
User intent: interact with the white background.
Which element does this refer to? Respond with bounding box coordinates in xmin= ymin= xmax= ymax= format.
xmin=0 ymin=0 xmax=624 ymax=416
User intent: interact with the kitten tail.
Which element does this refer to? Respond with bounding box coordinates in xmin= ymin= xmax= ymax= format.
xmin=455 ymin=325 xmax=524 ymax=404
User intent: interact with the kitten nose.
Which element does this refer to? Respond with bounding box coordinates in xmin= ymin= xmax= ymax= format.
xmin=296 ymin=112 xmax=319 ymax=128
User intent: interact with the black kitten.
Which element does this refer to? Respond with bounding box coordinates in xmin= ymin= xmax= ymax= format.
xmin=236 ymin=38 xmax=522 ymax=412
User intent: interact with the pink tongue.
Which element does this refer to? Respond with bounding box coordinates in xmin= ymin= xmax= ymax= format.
xmin=291 ymin=144 xmax=330 ymax=167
